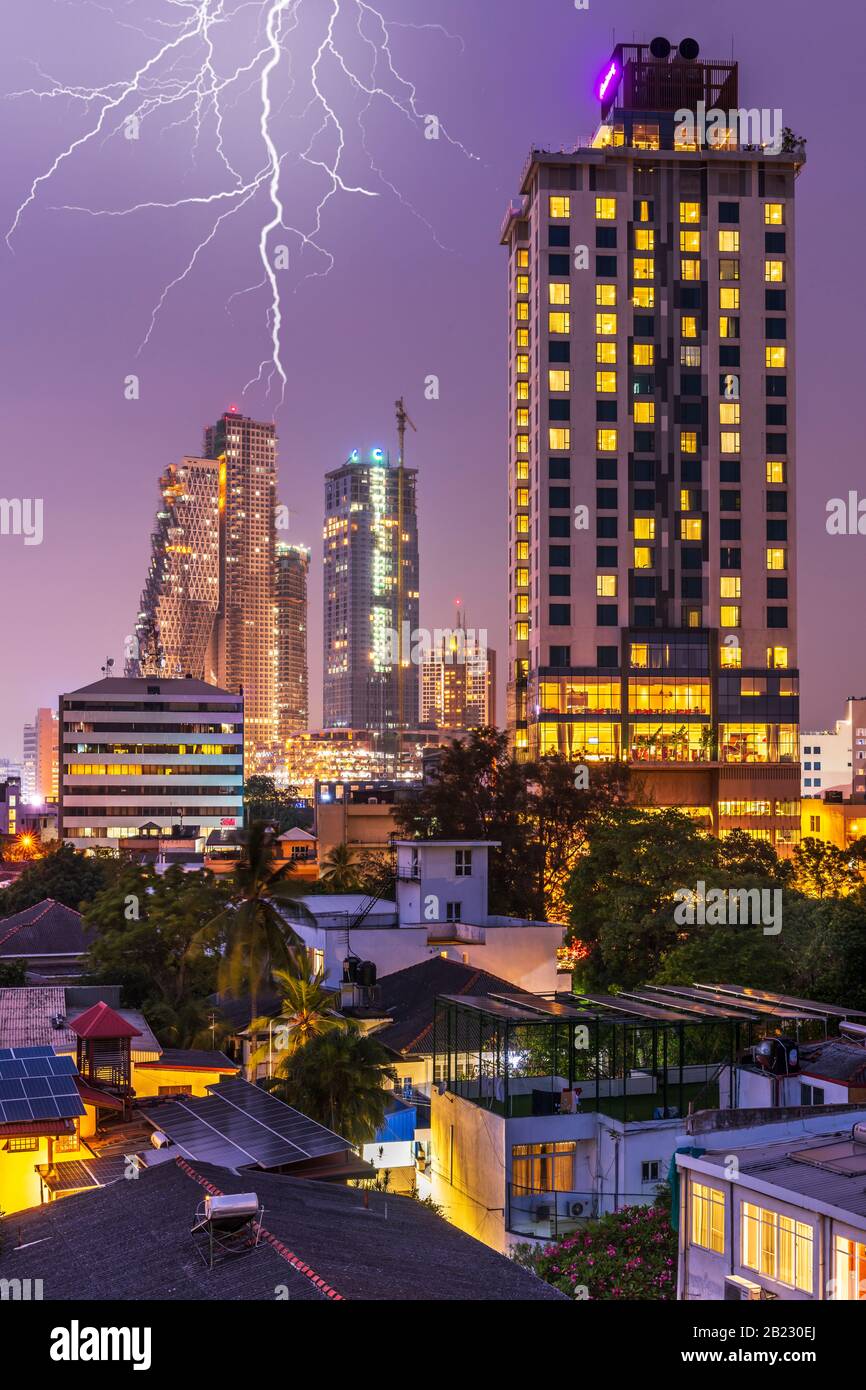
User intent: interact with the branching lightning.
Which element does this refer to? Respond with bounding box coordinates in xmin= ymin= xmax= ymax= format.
xmin=5 ymin=0 xmax=478 ymax=407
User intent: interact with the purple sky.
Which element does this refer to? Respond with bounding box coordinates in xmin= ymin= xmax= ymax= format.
xmin=0 ymin=0 xmax=864 ymax=756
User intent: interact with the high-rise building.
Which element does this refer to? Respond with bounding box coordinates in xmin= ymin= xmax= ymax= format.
xmin=58 ymin=677 xmax=244 ymax=850
xmin=275 ymin=541 xmax=310 ymax=743
xmin=35 ymin=707 xmax=59 ymax=803
xmin=323 ymin=448 xmax=420 ymax=733
xmin=134 ymin=457 xmax=221 ymax=680
xmin=801 ymin=696 xmax=866 ymax=799
xmin=502 ymin=39 xmax=803 ymax=852
xmin=203 ymin=410 xmax=278 ymax=768
xmin=420 ymin=614 xmax=497 ymax=729
xmin=22 ymin=723 xmax=36 ymax=803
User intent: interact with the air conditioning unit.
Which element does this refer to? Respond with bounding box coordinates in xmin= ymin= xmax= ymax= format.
xmin=569 ymin=1200 xmax=585 ymax=1218
xmin=725 ymin=1274 xmax=763 ymax=1300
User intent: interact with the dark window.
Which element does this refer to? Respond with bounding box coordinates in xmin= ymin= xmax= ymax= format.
xmin=549 ymin=458 xmax=570 ymax=479
xmin=633 ymin=489 xmax=655 ymax=509
xmin=681 ymin=460 xmax=702 ymax=482
xmin=596 ymin=227 xmax=617 ymax=248
xmin=596 ymin=255 xmax=617 ymax=276
xmin=719 ymin=346 xmax=740 ymax=367
xmin=767 ymin=519 xmax=788 ymax=541
xmin=681 ymin=576 xmax=702 ymax=599
xmin=766 ymin=404 xmax=787 ymax=426
xmin=549 ymin=645 xmax=571 ymax=666
xmin=548 ymin=253 xmax=571 ymax=275
xmin=549 ymin=515 xmax=570 ymax=537
xmin=681 ymin=546 xmax=702 ymax=569
xmin=766 ymin=492 xmax=787 ymax=512
xmin=680 ymin=402 xmax=702 ymax=424
xmin=596 ymin=459 xmax=617 ymax=479
xmin=634 ymin=576 xmax=656 ymax=598
xmin=766 ymin=433 xmax=788 ymax=453
xmin=718 ymin=202 xmax=739 ymax=223
xmin=597 ymin=645 xmax=619 ymax=667
xmin=765 ymin=289 xmax=786 ymax=311
xmin=596 ymin=545 xmax=617 ymax=566
xmin=765 ymin=318 xmax=787 ymax=339
xmin=549 ymin=341 xmax=570 ymax=362
xmin=633 ymin=460 xmax=655 ymax=481
xmin=633 ymin=605 xmax=656 ymax=627
xmin=550 ymin=573 xmax=571 ymax=596
xmin=720 ymin=519 xmax=741 ymax=540
xmin=596 ymin=603 xmax=618 ymax=626
xmin=549 ymin=486 xmax=571 ymax=508
xmin=549 ymin=603 xmax=571 ymax=625
xmin=633 ymin=372 xmax=655 ymax=395
xmin=719 ymin=461 xmax=741 ymax=482
xmin=634 ymin=315 xmax=655 ymax=336
xmin=680 ymin=373 xmax=702 ymax=395
xmin=679 ymin=286 xmax=701 ymax=309
xmin=766 ymin=376 xmax=787 ymax=397
xmin=767 ymin=578 xmax=788 ymax=599
xmin=767 ymin=607 xmax=788 ymax=628
xmin=720 ymin=547 xmax=741 ymax=568
xmin=765 ymin=231 xmax=786 ymax=253
xmin=634 ymin=431 xmax=655 ymax=452
xmin=549 ymin=399 xmax=571 ymax=421
xmin=596 ymin=516 xmax=618 ymax=538
xmin=596 ymin=487 xmax=618 ymax=509
xmin=596 ymin=400 xmax=618 ymax=421
xmin=549 ymin=545 xmax=570 ymax=567
xmin=720 ymin=490 xmax=741 ymax=511
xmin=549 ymin=225 xmax=570 ymax=247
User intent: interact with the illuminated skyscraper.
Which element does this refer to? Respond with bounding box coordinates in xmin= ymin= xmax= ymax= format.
xmin=35 ymin=707 xmax=59 ymax=803
xmin=323 ymin=449 xmax=419 ymax=733
xmin=21 ymin=722 xmax=36 ymax=803
xmin=134 ymin=457 xmax=221 ymax=680
xmin=502 ymin=38 xmax=803 ymax=851
xmin=420 ymin=615 xmax=496 ymax=730
xmin=275 ymin=541 xmax=310 ymax=742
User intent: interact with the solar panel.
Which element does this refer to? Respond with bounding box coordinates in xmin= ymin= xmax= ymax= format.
xmin=149 ymin=1077 xmax=353 ymax=1170
xmin=0 ymin=1046 xmax=86 ymax=1126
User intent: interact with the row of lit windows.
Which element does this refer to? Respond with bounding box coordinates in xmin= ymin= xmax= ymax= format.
xmin=535 ymin=722 xmax=798 ymax=762
xmin=551 ymin=196 xmax=785 ymax=226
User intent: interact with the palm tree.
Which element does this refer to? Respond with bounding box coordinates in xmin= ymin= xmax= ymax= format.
xmin=248 ymin=948 xmax=344 ymax=1075
xmin=191 ymin=820 xmax=312 ymax=1014
xmin=318 ymin=842 xmax=361 ymax=892
xmin=268 ymin=1024 xmax=397 ymax=1146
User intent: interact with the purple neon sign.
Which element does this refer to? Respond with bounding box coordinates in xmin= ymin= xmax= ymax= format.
xmin=596 ymin=59 xmax=619 ymax=102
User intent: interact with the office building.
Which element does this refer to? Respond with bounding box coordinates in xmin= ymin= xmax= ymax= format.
xmin=34 ymin=706 xmax=59 ymax=804
xmin=420 ymin=614 xmax=496 ymax=729
xmin=58 ymin=677 xmax=244 ymax=850
xmin=275 ymin=541 xmax=310 ymax=743
xmin=323 ymin=448 xmax=419 ymax=733
xmin=22 ymin=723 xmax=36 ymax=803
xmin=134 ymin=457 xmax=221 ymax=680
xmin=502 ymin=38 xmax=803 ymax=852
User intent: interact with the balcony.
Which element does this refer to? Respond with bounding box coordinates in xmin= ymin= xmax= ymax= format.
xmin=507 ymin=1184 xmax=598 ymax=1242
xmin=427 ymin=922 xmax=486 ymax=947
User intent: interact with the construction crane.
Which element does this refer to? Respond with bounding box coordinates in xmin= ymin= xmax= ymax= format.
xmin=394 ymin=397 xmax=416 ymax=763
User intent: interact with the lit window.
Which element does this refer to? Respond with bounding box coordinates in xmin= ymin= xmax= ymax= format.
xmin=516 ymin=328 xmax=529 ymax=347
xmin=549 ymin=369 xmax=570 ymax=392
xmin=516 ymin=435 xmax=529 ymax=454
xmin=515 ymin=487 xmax=529 ymax=508
xmin=633 ymin=401 xmax=655 ymax=423
xmin=637 ymin=200 xmax=650 ymax=222
xmin=719 ymin=317 xmax=738 ymax=339
xmin=595 ymin=197 xmax=616 ymax=220
xmin=515 ymin=567 xmax=529 ymax=587
xmin=680 ymin=258 xmax=701 ymax=280
xmin=764 ymin=203 xmax=784 ymax=225
xmin=516 ymin=274 xmax=529 ymax=294
xmin=680 ymin=230 xmax=701 ymax=252
xmin=742 ymin=1202 xmax=813 ymax=1293
xmin=718 ymin=230 xmax=740 ymax=252
xmin=681 ymin=345 xmax=701 ymax=367
xmin=720 ymin=642 xmax=742 ymax=668
xmin=766 ymin=548 xmax=786 ymax=570
xmin=596 ymin=312 xmax=617 ymax=335
xmin=516 ymin=541 xmax=529 ymax=560
xmin=765 ymin=260 xmax=785 ymax=282
xmin=681 ymin=315 xmax=698 ymax=339
xmin=632 ymin=123 xmax=660 ymax=150
xmin=596 ymin=429 xmax=617 ymax=452
xmin=549 ymin=282 xmax=570 ymax=305
xmin=516 ymin=301 xmax=529 ymax=321
xmin=516 ymin=381 xmax=529 ymax=401
xmin=516 ymin=621 xmax=529 ymax=641
xmin=633 ymin=343 xmax=654 ymax=366
xmin=632 ymin=286 xmax=655 ymax=307
xmin=549 ymin=311 xmax=570 ymax=334
xmin=596 ymin=575 xmax=617 ymax=597
xmin=720 ymin=431 xmax=740 ymax=453
xmin=516 ymin=354 xmax=529 ymax=374
xmin=515 ymin=408 xmax=529 ymax=428
xmin=549 ymin=428 xmax=571 ymax=450
xmin=766 ymin=461 xmax=786 ymax=483
xmin=719 ymin=259 xmax=740 ymax=281
xmin=550 ymin=195 xmax=571 ymax=219
xmin=634 ymin=517 xmax=655 ymax=540
xmin=767 ymin=646 xmax=788 ymax=669
xmin=680 ymin=431 xmax=698 ymax=454
xmin=515 ymin=593 xmax=529 ymax=614
xmin=595 ymin=284 xmax=617 ymax=306
xmin=680 ymin=518 xmax=702 ymax=540
xmin=633 ymin=257 xmax=654 ymax=280
xmin=516 ymin=248 xmax=530 ymax=267
xmin=834 ymin=1234 xmax=866 ymax=1301
xmin=766 ymin=346 xmax=787 ymax=368
xmin=515 ymin=459 xmax=529 ymax=480
xmin=634 ymin=229 xmax=655 ymax=250
xmin=691 ymin=1183 xmax=725 ymax=1253
xmin=633 ymin=545 xmax=653 ymax=569
xmin=719 ymin=403 xmax=740 ymax=424
xmin=596 ymin=370 xmax=616 ymax=393
xmin=720 ymin=287 xmax=740 ymax=309
xmin=680 ymin=202 xmax=701 ymax=224
xmin=721 ymin=577 xmax=741 ymax=598
xmin=596 ymin=341 xmax=617 ymax=364
xmin=720 ymin=605 xmax=741 ymax=627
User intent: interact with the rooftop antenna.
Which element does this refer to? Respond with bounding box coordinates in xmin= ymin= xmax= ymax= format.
xmin=394 ymin=397 xmax=417 ymax=757
xmin=101 ymin=657 xmax=115 ymax=679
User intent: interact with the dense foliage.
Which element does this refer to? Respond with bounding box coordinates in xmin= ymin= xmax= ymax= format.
xmin=513 ymin=1203 xmax=676 ymax=1300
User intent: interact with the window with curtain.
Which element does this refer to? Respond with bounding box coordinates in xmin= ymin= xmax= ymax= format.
xmin=512 ymin=1142 xmax=576 ymax=1194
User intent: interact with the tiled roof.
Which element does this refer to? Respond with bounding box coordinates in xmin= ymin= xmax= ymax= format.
xmin=373 ymin=957 xmax=530 ymax=1056
xmin=0 ymin=899 xmax=94 ymax=959
xmin=800 ymin=1038 xmax=866 ymax=1086
xmin=0 ymin=987 xmax=77 ymax=1050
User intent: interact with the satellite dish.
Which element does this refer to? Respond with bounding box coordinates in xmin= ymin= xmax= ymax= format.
xmin=649 ymin=36 xmax=671 ymax=58
xmin=678 ymin=37 xmax=700 ymax=61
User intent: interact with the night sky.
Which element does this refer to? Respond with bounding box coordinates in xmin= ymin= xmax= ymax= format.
xmin=1 ymin=0 xmax=864 ymax=755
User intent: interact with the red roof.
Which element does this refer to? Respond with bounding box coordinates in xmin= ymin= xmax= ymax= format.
xmin=74 ymin=1078 xmax=125 ymax=1110
xmin=70 ymin=1001 xmax=142 ymax=1040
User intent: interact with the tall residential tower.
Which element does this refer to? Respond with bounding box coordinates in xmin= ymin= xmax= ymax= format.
xmin=275 ymin=541 xmax=310 ymax=743
xmin=502 ymin=38 xmax=803 ymax=851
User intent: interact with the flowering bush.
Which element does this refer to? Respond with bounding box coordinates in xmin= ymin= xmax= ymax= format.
xmin=512 ymin=1203 xmax=676 ymax=1300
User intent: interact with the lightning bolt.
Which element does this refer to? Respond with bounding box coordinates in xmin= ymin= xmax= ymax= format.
xmin=5 ymin=0 xmax=479 ymax=406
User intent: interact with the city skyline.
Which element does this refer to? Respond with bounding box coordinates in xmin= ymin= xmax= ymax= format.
xmin=2 ymin=0 xmax=866 ymax=757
